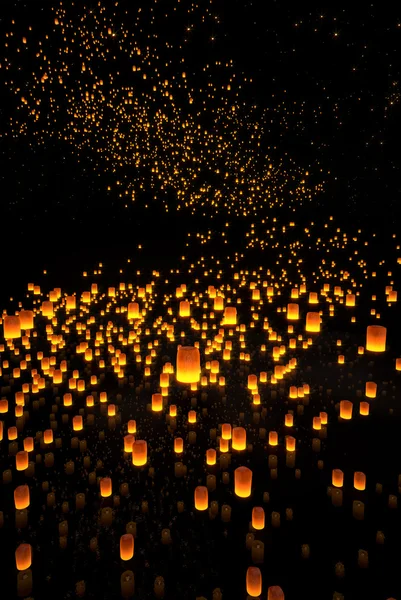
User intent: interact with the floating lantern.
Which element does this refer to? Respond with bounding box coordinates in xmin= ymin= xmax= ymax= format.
xmin=15 ymin=543 xmax=32 ymax=571
xmin=252 ymin=506 xmax=265 ymax=530
xmin=365 ymin=382 xmax=377 ymax=398
xmin=232 ymin=427 xmax=246 ymax=450
xmin=151 ymin=393 xmax=163 ymax=412
xmin=14 ymin=485 xmax=30 ymax=509
xmin=223 ymin=306 xmax=237 ymax=325
xmin=120 ymin=534 xmax=134 ymax=560
xmin=332 ymin=469 xmax=344 ymax=488
xmin=287 ymin=303 xmax=299 ymax=320
xmin=3 ymin=316 xmax=21 ymax=339
xmin=16 ymin=451 xmax=28 ymax=471
xmin=234 ymin=466 xmax=252 ymax=498
xmin=305 ymin=312 xmax=320 ymax=333
xmin=206 ymin=448 xmax=216 ymax=465
xmin=100 ymin=477 xmax=112 ymax=497
xmin=246 ymin=567 xmax=262 ymax=597
xmin=340 ymin=400 xmax=353 ymax=420
xmin=366 ymin=325 xmax=386 ymax=352
xmin=176 ymin=346 xmax=201 ymax=383
xmin=132 ymin=440 xmax=147 ymax=466
xmin=194 ymin=486 xmax=208 ymax=511
xmin=222 ymin=423 xmax=232 ymax=440
xmin=174 ymin=438 xmax=184 ymax=453
xmin=73 ymin=416 xmax=83 ymax=431
xmin=268 ymin=586 xmax=285 ymax=600
xmin=354 ymin=471 xmax=366 ymax=491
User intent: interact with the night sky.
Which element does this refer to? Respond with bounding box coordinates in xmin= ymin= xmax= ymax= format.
xmin=0 ymin=2 xmax=401 ymax=600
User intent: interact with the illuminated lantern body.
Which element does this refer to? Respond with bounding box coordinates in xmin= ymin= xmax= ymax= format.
xmin=41 ymin=301 xmax=54 ymax=318
xmin=128 ymin=303 xmax=140 ymax=319
xmin=305 ymin=312 xmax=320 ymax=333
xmin=15 ymin=544 xmax=32 ymax=571
xmin=206 ymin=449 xmax=216 ymax=465
xmin=19 ymin=310 xmax=34 ymax=330
xmin=268 ymin=586 xmax=285 ymax=600
xmin=44 ymin=429 xmax=54 ymax=444
xmin=332 ymin=469 xmax=344 ymax=488
xmin=340 ymin=400 xmax=353 ymax=420
xmin=396 ymin=358 xmax=401 ymax=371
xmin=366 ymin=325 xmax=386 ymax=352
xmin=152 ymin=393 xmax=163 ymax=412
xmin=360 ymin=402 xmax=369 ymax=416
xmin=286 ymin=436 xmax=296 ymax=452
xmin=252 ymin=506 xmax=265 ymax=530
xmin=100 ymin=477 xmax=112 ymax=497
xmin=66 ymin=296 xmax=76 ymax=310
xmin=285 ymin=414 xmax=293 ymax=427
xmin=73 ymin=416 xmax=83 ymax=431
xmin=174 ymin=438 xmax=184 ymax=453
xmin=194 ymin=486 xmax=208 ymax=511
xmin=354 ymin=471 xmax=366 ymax=491
xmin=248 ymin=374 xmax=257 ymax=390
xmin=222 ymin=423 xmax=232 ymax=440
xmin=179 ymin=300 xmax=190 ymax=317
xmin=234 ymin=466 xmax=252 ymax=498
xmin=223 ymin=306 xmax=237 ymax=325
xmin=14 ymin=485 xmax=30 ymax=509
xmin=287 ymin=303 xmax=299 ymax=320
xmin=365 ymin=382 xmax=377 ymax=398
xmin=246 ymin=567 xmax=262 ymax=597
xmin=132 ymin=440 xmax=147 ymax=466
xmin=188 ymin=410 xmax=197 ymax=424
xmin=120 ymin=534 xmax=134 ymax=560
xmin=176 ymin=346 xmax=201 ymax=384
xmin=127 ymin=420 xmax=136 ymax=434
xmin=16 ymin=451 xmax=29 ymax=471
xmin=3 ymin=316 xmax=21 ymax=339
xmin=124 ymin=434 xmax=135 ymax=453
xmin=232 ymin=427 xmax=246 ymax=451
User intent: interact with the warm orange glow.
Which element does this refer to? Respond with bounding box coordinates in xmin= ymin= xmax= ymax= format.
xmin=14 ymin=485 xmax=30 ymax=509
xmin=252 ymin=506 xmax=265 ymax=530
xmin=366 ymin=325 xmax=386 ymax=352
xmin=3 ymin=315 xmax=21 ymax=339
xmin=174 ymin=437 xmax=184 ymax=453
xmin=100 ymin=477 xmax=112 ymax=497
xmin=15 ymin=543 xmax=32 ymax=571
xmin=234 ymin=466 xmax=252 ymax=498
xmin=286 ymin=436 xmax=296 ymax=452
xmin=127 ymin=420 xmax=137 ymax=434
xmin=176 ymin=345 xmax=201 ymax=383
xmin=354 ymin=471 xmax=366 ymax=491
xmin=73 ymin=415 xmax=83 ymax=431
xmin=16 ymin=451 xmax=29 ymax=471
xmin=132 ymin=440 xmax=147 ymax=466
xmin=124 ymin=434 xmax=135 ymax=452
xmin=340 ymin=400 xmax=353 ymax=420
xmin=152 ymin=393 xmax=163 ymax=412
xmin=305 ymin=312 xmax=320 ymax=332
xmin=246 ymin=566 xmax=262 ymax=597
xmin=287 ymin=303 xmax=299 ymax=320
xmin=120 ymin=534 xmax=134 ymax=560
xmin=194 ymin=485 xmax=208 ymax=510
xmin=285 ymin=413 xmax=294 ymax=427
xmin=332 ymin=469 xmax=344 ymax=488
xmin=360 ymin=402 xmax=370 ymax=416
xmin=365 ymin=381 xmax=377 ymax=398
xmin=232 ymin=427 xmax=246 ymax=450
xmin=206 ymin=448 xmax=216 ymax=465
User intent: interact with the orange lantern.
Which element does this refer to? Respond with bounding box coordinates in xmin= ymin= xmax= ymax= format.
xmin=14 ymin=485 xmax=30 ymax=509
xmin=120 ymin=534 xmax=134 ymax=560
xmin=332 ymin=469 xmax=344 ymax=488
xmin=127 ymin=420 xmax=136 ymax=434
xmin=206 ymin=449 xmax=216 ymax=465
xmin=246 ymin=567 xmax=262 ymax=597
xmin=287 ymin=303 xmax=299 ymax=320
xmin=248 ymin=374 xmax=258 ymax=390
xmin=128 ymin=303 xmax=140 ymax=319
xmin=132 ymin=440 xmax=147 ymax=466
xmin=285 ymin=414 xmax=293 ymax=427
xmin=188 ymin=410 xmax=197 ymax=424
xmin=360 ymin=402 xmax=370 ymax=416
xmin=305 ymin=312 xmax=320 ymax=333
xmin=268 ymin=587 xmax=285 ymax=600
xmin=366 ymin=325 xmax=386 ymax=352
xmin=285 ymin=436 xmax=296 ymax=452
xmin=124 ymin=434 xmax=135 ymax=453
xmin=179 ymin=300 xmax=190 ymax=317
xmin=232 ymin=427 xmax=246 ymax=451
xmin=152 ymin=393 xmax=163 ymax=412
xmin=19 ymin=310 xmax=34 ymax=330
xmin=73 ymin=416 xmax=83 ymax=431
xmin=365 ymin=382 xmax=377 ymax=398
xmin=234 ymin=466 xmax=252 ymax=498
xmin=16 ymin=451 xmax=29 ymax=471
xmin=252 ymin=506 xmax=265 ymax=530
xmin=340 ymin=400 xmax=353 ymax=420
xmin=354 ymin=471 xmax=366 ymax=491
xmin=194 ymin=486 xmax=208 ymax=511
xmin=222 ymin=423 xmax=232 ymax=440
xmin=176 ymin=346 xmax=201 ymax=384
xmin=3 ymin=316 xmax=21 ymax=339
xmin=223 ymin=306 xmax=237 ymax=325
xmin=174 ymin=438 xmax=184 ymax=453
xmin=23 ymin=437 xmax=34 ymax=452
xmin=396 ymin=358 xmax=401 ymax=371
xmin=100 ymin=477 xmax=112 ymax=497
xmin=269 ymin=431 xmax=278 ymax=446
xmin=44 ymin=429 xmax=54 ymax=444
xmin=15 ymin=543 xmax=32 ymax=571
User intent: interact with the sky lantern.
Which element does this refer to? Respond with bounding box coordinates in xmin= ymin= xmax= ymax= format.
xmin=3 ymin=315 xmax=21 ymax=339
xmin=222 ymin=423 xmax=232 ymax=440
xmin=366 ymin=325 xmax=386 ymax=352
xmin=287 ymin=303 xmax=299 ymax=320
xmin=340 ymin=400 xmax=353 ymax=420
xmin=174 ymin=437 xmax=184 ymax=453
xmin=252 ymin=506 xmax=265 ymax=530
xmin=120 ymin=534 xmax=134 ymax=560
xmin=132 ymin=440 xmax=147 ymax=466
xmin=19 ymin=310 xmax=34 ymax=329
xmin=206 ymin=448 xmax=216 ymax=465
xmin=232 ymin=427 xmax=246 ymax=450
xmin=332 ymin=469 xmax=344 ymax=488
xmin=152 ymin=393 xmax=163 ymax=412
xmin=176 ymin=345 xmax=201 ymax=383
xmin=223 ymin=306 xmax=237 ymax=325
xmin=15 ymin=544 xmax=32 ymax=571
xmin=234 ymin=466 xmax=252 ymax=497
xmin=305 ymin=312 xmax=320 ymax=333
xmin=365 ymin=381 xmax=377 ymax=398
xmin=354 ymin=471 xmax=366 ymax=491
xmin=246 ymin=566 xmax=262 ymax=597
xmin=14 ymin=485 xmax=30 ymax=509
xmin=194 ymin=486 xmax=208 ymax=510
xmin=179 ymin=300 xmax=190 ymax=317
xmin=100 ymin=477 xmax=112 ymax=497
xmin=16 ymin=451 xmax=29 ymax=471
xmin=73 ymin=415 xmax=83 ymax=431
xmin=268 ymin=586 xmax=285 ymax=600
xmin=128 ymin=302 xmax=140 ymax=319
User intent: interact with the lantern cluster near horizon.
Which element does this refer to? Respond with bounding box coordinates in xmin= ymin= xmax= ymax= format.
xmin=0 ymin=227 xmax=400 ymax=598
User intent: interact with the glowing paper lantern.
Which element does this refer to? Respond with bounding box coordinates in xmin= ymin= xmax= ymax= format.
xmin=366 ymin=325 xmax=386 ymax=352
xmin=354 ymin=471 xmax=366 ymax=491
xmin=194 ymin=486 xmax=208 ymax=511
xmin=268 ymin=586 xmax=285 ymax=600
xmin=365 ymin=382 xmax=377 ymax=398
xmin=120 ymin=534 xmax=134 ymax=560
xmin=305 ymin=312 xmax=320 ymax=333
xmin=19 ymin=310 xmax=34 ymax=330
xmin=15 ymin=544 xmax=32 ymax=571
xmin=287 ymin=303 xmax=299 ymax=320
xmin=340 ymin=400 xmax=353 ymax=420
xmin=151 ymin=393 xmax=163 ymax=412
xmin=223 ymin=306 xmax=237 ymax=325
xmin=132 ymin=440 xmax=147 ymax=466
xmin=100 ymin=477 xmax=112 ymax=497
xmin=222 ymin=423 xmax=232 ymax=440
xmin=176 ymin=346 xmax=201 ymax=384
xmin=232 ymin=427 xmax=246 ymax=451
xmin=234 ymin=466 xmax=252 ymax=498
xmin=246 ymin=567 xmax=262 ymax=597
xmin=332 ymin=469 xmax=344 ymax=488
xmin=179 ymin=300 xmax=190 ymax=317
xmin=3 ymin=316 xmax=21 ymax=339
xmin=16 ymin=451 xmax=29 ymax=471
xmin=252 ymin=506 xmax=265 ymax=530
xmin=14 ymin=485 xmax=30 ymax=509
